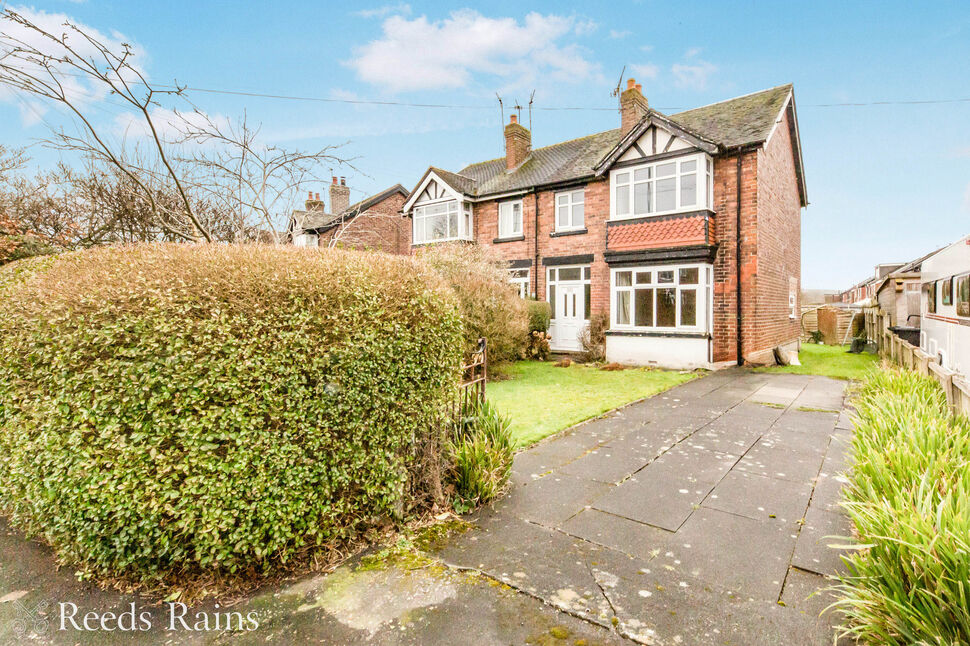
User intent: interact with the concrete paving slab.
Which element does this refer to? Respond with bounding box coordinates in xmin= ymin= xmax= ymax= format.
xmin=791 ymin=505 xmax=855 ymax=576
xmin=811 ymin=467 xmax=851 ymax=515
xmin=756 ymin=428 xmax=831 ymax=457
xmin=655 ymin=507 xmax=797 ymax=601
xmin=592 ymin=446 xmax=736 ymax=531
xmin=779 ymin=567 xmax=845 ymax=643
xmin=751 ymin=383 xmax=805 ymax=406
xmin=491 ymin=472 xmax=611 ymax=527
xmin=557 ymin=445 xmax=654 ymax=484
xmin=703 ymin=470 xmax=813 ymax=524
xmin=559 ymin=508 xmax=672 ymax=561
xmin=735 ymin=443 xmax=825 ymax=484
xmin=688 ymin=423 xmax=764 ymax=457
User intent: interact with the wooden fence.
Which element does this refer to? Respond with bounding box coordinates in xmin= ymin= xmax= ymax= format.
xmin=866 ymin=307 xmax=970 ymax=416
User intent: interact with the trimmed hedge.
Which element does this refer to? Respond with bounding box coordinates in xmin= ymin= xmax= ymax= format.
xmin=0 ymin=244 xmax=464 ymax=584
xmin=835 ymin=367 xmax=970 ymax=644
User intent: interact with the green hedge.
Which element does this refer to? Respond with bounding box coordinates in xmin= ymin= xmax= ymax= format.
xmin=0 ymin=244 xmax=463 ymax=584
xmin=835 ymin=367 xmax=970 ymax=644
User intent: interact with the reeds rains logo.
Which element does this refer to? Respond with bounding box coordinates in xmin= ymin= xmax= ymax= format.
xmin=4 ymin=599 xmax=259 ymax=637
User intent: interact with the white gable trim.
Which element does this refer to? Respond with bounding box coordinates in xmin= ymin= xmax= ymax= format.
xmin=402 ymin=169 xmax=465 ymax=212
xmin=617 ymin=124 xmax=697 ymax=163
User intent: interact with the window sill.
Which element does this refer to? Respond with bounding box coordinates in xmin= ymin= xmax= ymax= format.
xmin=606 ymin=329 xmax=708 ymax=339
xmin=493 ymin=235 xmax=525 ymax=244
xmin=550 ymin=228 xmax=588 ymax=238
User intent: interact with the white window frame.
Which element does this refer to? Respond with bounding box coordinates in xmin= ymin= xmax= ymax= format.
xmin=610 ymin=263 xmax=709 ymax=332
xmin=509 ymin=268 xmax=530 ymax=298
xmin=546 ymin=265 xmax=592 ymax=322
xmin=498 ymin=200 xmax=523 ymax=239
xmin=610 ymin=152 xmax=710 ymax=221
xmin=412 ymin=198 xmax=471 ymax=244
xmin=555 ymin=189 xmax=585 ymax=232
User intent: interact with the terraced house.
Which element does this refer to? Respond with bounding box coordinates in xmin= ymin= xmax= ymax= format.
xmin=403 ymin=80 xmax=807 ymax=368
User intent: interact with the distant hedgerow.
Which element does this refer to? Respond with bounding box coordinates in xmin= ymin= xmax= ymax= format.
xmin=0 ymin=243 xmax=464 ymax=586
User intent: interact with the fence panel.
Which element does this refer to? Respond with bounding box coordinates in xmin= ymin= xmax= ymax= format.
xmin=883 ymin=332 xmax=968 ymax=418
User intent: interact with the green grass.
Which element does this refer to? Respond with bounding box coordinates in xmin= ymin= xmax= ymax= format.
xmin=755 ymin=343 xmax=880 ymax=380
xmin=487 ymin=361 xmax=696 ymax=448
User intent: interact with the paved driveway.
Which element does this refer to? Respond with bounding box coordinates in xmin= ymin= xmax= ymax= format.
xmin=436 ymin=369 xmax=855 ymax=645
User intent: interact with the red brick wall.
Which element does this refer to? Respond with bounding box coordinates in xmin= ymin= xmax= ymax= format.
xmin=318 ymin=192 xmax=410 ymax=254
xmin=751 ymin=107 xmax=802 ymax=361
xmin=711 ymin=150 xmax=759 ymax=364
xmin=472 ymin=178 xmax=611 ymax=318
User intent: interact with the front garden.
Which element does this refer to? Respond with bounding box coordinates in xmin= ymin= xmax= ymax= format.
xmin=756 ymin=342 xmax=879 ymax=380
xmin=488 ymin=361 xmax=695 ymax=447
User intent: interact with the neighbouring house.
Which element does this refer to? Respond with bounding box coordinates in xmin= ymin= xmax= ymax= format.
xmin=838 ymin=263 xmax=905 ymax=305
xmin=403 ymin=80 xmax=808 ymax=368
xmin=289 ymin=177 xmax=411 ymax=254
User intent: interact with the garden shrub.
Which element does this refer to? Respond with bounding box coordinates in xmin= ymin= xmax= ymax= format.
xmin=448 ymin=400 xmax=514 ymax=512
xmin=580 ymin=310 xmax=610 ymax=362
xmin=524 ymin=299 xmax=552 ymax=360
xmin=0 ymin=243 xmax=464 ymax=585
xmin=833 ymin=367 xmax=970 ymax=645
xmin=417 ymin=243 xmax=529 ymax=367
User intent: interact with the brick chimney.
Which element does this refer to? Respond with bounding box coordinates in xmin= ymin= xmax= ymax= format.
xmin=305 ymin=191 xmax=325 ymax=211
xmin=504 ymin=114 xmax=531 ymax=170
xmin=620 ymin=78 xmax=649 ymax=136
xmin=329 ymin=176 xmax=350 ymax=214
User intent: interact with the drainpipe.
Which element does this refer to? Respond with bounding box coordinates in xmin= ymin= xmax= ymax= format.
xmin=735 ymin=154 xmax=743 ymax=365
xmin=534 ymin=190 xmax=540 ymax=298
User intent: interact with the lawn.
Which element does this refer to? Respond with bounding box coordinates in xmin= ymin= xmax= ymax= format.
xmin=487 ymin=361 xmax=696 ymax=448
xmin=755 ymin=343 xmax=880 ymax=380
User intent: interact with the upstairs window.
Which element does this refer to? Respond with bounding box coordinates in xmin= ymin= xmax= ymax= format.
xmin=555 ymin=189 xmax=585 ymax=231
xmin=612 ymin=154 xmax=707 ymax=219
xmin=498 ymin=200 xmax=523 ymax=238
xmin=413 ymin=200 xmax=460 ymax=244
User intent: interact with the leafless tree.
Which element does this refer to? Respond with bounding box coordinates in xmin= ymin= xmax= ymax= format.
xmin=0 ymin=9 xmax=355 ymax=246
xmin=324 ymin=204 xmax=408 ymax=252
xmin=178 ymin=113 xmax=351 ymax=244
xmin=0 ymin=8 xmax=215 ymax=242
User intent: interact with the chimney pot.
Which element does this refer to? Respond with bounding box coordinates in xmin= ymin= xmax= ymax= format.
xmin=340 ymin=177 xmax=346 ymax=186
xmin=504 ymin=113 xmax=531 ymax=170
xmin=635 ymin=83 xmax=642 ymax=92
xmin=510 ymin=114 xmax=517 ymax=124
xmin=332 ymin=176 xmax=338 ymax=185
xmin=627 ymin=78 xmax=636 ymax=89
xmin=308 ymin=191 xmax=313 ymax=200
xmin=315 ymin=192 xmax=320 ymax=201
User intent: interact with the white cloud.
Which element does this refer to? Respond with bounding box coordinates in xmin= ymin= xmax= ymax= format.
xmin=630 ymin=63 xmax=659 ymax=80
xmin=574 ymin=18 xmax=598 ymax=35
xmin=609 ymin=29 xmax=631 ymax=39
xmin=0 ymin=5 xmax=147 ymax=125
xmin=348 ymin=10 xmax=602 ymax=92
xmin=355 ymin=3 xmax=411 ymax=19
xmin=671 ymin=47 xmax=717 ymax=90
xmin=671 ymin=59 xmax=717 ymax=90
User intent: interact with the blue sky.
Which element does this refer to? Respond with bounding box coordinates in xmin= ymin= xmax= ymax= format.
xmin=1 ymin=0 xmax=968 ymax=288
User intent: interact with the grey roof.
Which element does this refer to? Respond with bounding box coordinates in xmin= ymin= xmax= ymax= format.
xmin=431 ymin=84 xmax=795 ymax=199
xmin=298 ymin=184 xmax=409 ymax=232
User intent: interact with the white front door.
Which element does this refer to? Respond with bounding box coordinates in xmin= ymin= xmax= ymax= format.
xmin=548 ymin=265 xmax=590 ymax=352
xmin=553 ymin=284 xmax=585 ymax=351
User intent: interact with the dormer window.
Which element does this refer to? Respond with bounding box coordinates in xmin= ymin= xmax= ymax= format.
xmin=611 ymin=152 xmax=710 ymax=220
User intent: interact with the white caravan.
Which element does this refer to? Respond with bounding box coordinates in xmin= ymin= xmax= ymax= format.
xmin=921 ymin=234 xmax=970 ymax=376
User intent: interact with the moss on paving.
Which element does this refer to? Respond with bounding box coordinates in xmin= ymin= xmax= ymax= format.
xmin=488 ymin=360 xmax=697 ymax=448
xmin=754 ymin=343 xmax=880 ymax=381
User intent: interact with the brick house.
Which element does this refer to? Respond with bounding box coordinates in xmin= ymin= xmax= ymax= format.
xmin=290 ymin=177 xmax=411 ymax=254
xmin=403 ymin=81 xmax=807 ymax=368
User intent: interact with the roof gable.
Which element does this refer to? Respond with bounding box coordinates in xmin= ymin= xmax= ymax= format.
xmin=301 ymin=184 xmax=409 ymax=232
xmin=594 ymin=111 xmax=718 ymax=175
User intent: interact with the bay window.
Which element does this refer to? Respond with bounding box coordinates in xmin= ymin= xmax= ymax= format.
xmin=555 ymin=189 xmax=585 ymax=231
xmin=611 ymin=153 xmax=710 ymax=219
xmin=612 ymin=265 xmax=707 ymax=331
xmin=498 ymin=200 xmax=523 ymax=238
xmin=413 ymin=199 xmax=472 ymax=244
